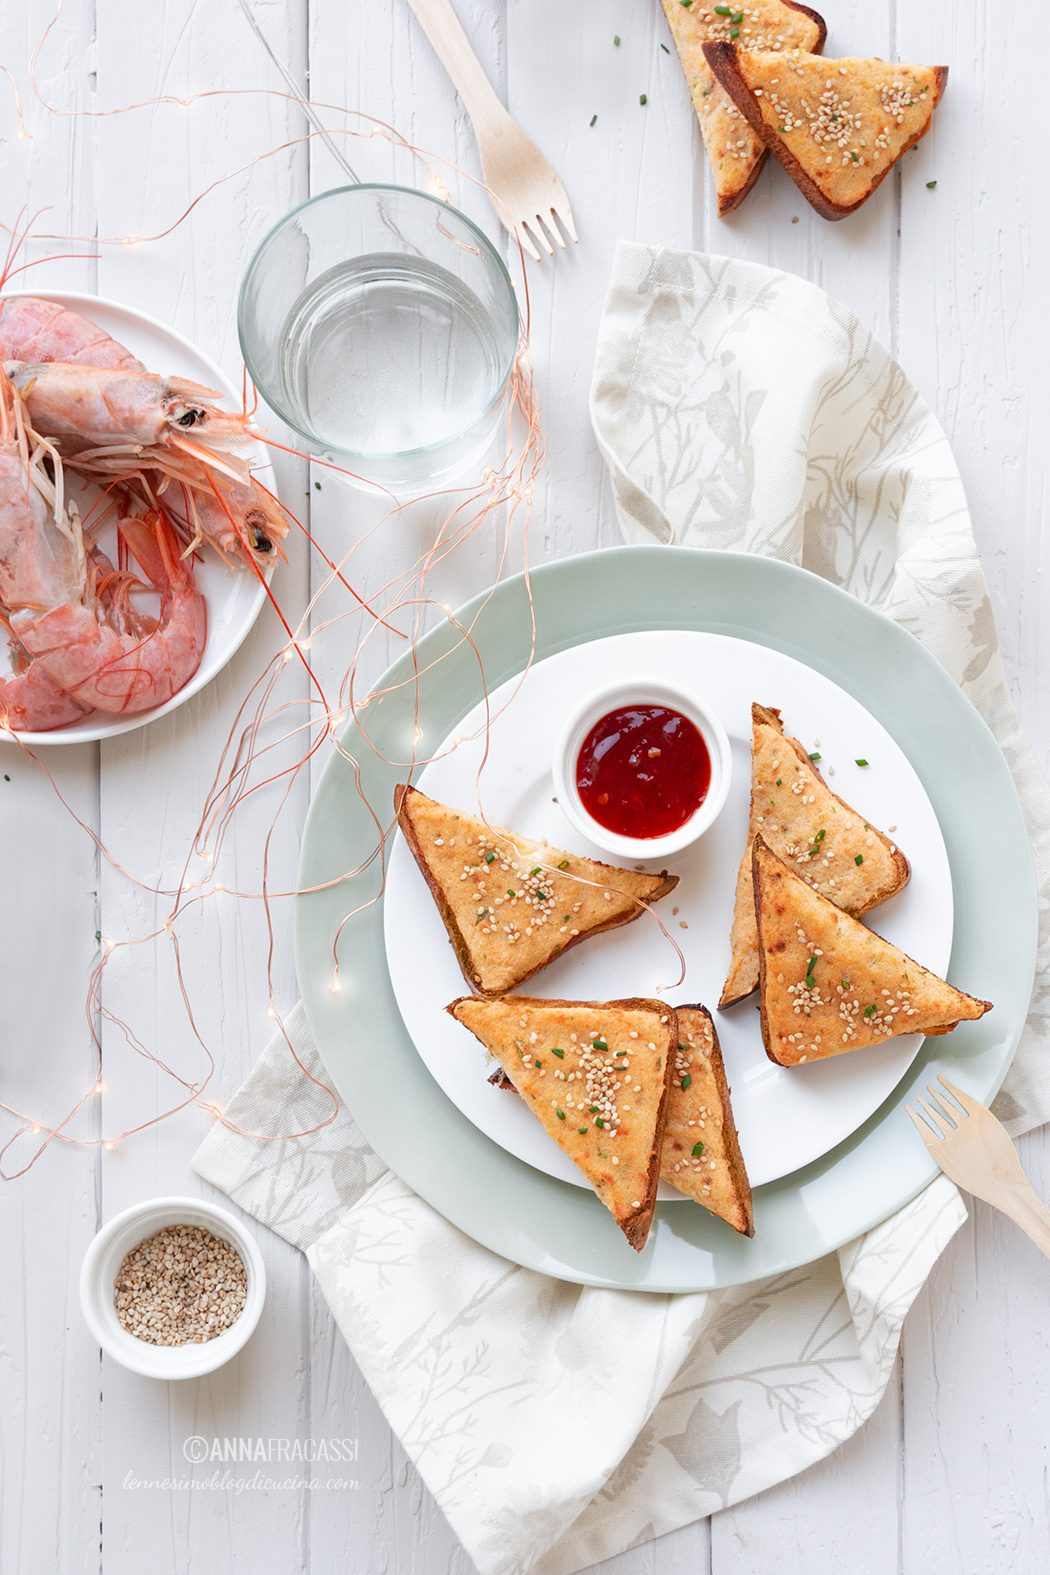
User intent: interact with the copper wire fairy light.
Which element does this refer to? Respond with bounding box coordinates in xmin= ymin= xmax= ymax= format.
xmin=0 ymin=9 xmax=685 ymax=1178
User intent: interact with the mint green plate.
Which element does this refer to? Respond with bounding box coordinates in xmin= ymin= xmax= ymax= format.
xmin=295 ymin=547 xmax=1037 ymax=1291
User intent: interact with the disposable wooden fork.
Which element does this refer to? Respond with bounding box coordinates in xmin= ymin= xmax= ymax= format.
xmin=407 ymin=0 xmax=579 ymax=261
xmin=907 ymin=1076 xmax=1050 ymax=1261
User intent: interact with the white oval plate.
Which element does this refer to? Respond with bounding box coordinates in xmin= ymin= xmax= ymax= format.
xmin=2 ymin=291 xmax=274 ymax=745
xmin=384 ymin=629 xmax=953 ymax=1191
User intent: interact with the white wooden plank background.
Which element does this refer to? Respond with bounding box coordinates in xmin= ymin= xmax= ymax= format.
xmin=0 ymin=1 xmax=1047 ymax=1571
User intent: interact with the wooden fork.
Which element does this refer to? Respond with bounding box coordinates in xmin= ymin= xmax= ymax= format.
xmin=407 ymin=0 xmax=579 ymax=261
xmin=907 ymin=1076 xmax=1050 ymax=1261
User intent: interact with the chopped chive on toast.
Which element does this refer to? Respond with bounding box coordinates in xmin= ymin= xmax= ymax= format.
xmin=395 ymin=785 xmax=678 ymax=998
xmin=704 ymin=44 xmax=947 ymax=219
xmin=449 ymin=995 xmax=677 ymax=1251
xmin=661 ymin=1006 xmax=754 ymax=1236
xmin=659 ymin=0 xmax=826 ymax=216
xmin=489 ymin=1004 xmax=754 ymax=1238
xmin=753 ymin=837 xmax=991 ymax=1066
xmin=721 ymin=703 xmax=909 ymax=1009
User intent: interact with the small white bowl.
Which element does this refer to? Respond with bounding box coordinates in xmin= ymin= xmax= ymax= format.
xmin=79 ymin=1195 xmax=266 ymax=1380
xmin=552 ymin=678 xmax=732 ymax=861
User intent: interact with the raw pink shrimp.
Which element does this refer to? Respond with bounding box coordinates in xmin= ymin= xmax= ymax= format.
xmin=0 ymin=376 xmax=89 ymax=729
xmin=1 ymin=296 xmax=290 ymax=566
xmin=155 ymin=471 xmax=288 ymax=564
xmin=0 ymin=448 xmax=81 ymax=614
xmin=5 ymin=360 xmax=255 ymax=476
xmin=13 ymin=509 xmax=207 ymax=716
xmin=5 ymin=349 xmax=289 ymax=566
xmin=0 ymin=295 xmax=143 ymax=369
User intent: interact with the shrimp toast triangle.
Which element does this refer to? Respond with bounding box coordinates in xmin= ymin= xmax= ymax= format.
xmin=661 ymin=1006 xmax=753 ymax=1236
xmin=704 ymin=45 xmax=947 ymax=220
xmin=395 ymin=785 xmax=678 ymax=998
xmin=721 ymin=704 xmax=908 ymax=1008
xmin=659 ymin=0 xmax=826 ymax=215
xmin=449 ymin=995 xmax=677 ymax=1251
xmin=753 ymin=838 xmax=991 ymax=1066
xmin=488 ymin=1004 xmax=754 ymax=1236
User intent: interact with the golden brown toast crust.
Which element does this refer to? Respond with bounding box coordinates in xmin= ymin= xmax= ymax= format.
xmin=659 ymin=0 xmax=826 ymax=215
xmin=752 ymin=837 xmax=991 ymax=1066
xmin=720 ymin=702 xmax=910 ymax=1008
xmin=395 ymin=784 xmax=678 ymax=999
xmin=661 ymin=1005 xmax=754 ymax=1237
xmin=448 ymin=995 xmax=677 ymax=1251
xmin=491 ymin=1004 xmax=755 ymax=1237
xmin=705 ymin=45 xmax=947 ymax=220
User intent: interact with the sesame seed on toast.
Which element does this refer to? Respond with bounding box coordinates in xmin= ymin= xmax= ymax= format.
xmin=752 ymin=837 xmax=990 ymax=1066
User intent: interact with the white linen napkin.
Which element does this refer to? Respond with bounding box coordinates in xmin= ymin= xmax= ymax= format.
xmin=194 ymin=245 xmax=1050 ymax=1575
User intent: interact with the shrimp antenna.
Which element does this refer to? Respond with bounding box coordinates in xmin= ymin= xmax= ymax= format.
xmin=0 ymin=204 xmax=98 ymax=291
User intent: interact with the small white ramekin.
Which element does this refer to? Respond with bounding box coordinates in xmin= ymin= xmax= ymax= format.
xmin=552 ymin=678 xmax=732 ymax=861
xmin=79 ymin=1195 xmax=266 ymax=1380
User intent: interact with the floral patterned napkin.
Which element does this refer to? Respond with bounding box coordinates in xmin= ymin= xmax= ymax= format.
xmin=194 ymin=245 xmax=1050 ymax=1575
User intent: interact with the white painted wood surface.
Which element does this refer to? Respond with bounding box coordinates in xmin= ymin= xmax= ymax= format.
xmin=0 ymin=1 xmax=1047 ymax=1571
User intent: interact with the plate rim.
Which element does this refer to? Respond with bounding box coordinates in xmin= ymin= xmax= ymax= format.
xmin=1 ymin=288 xmax=272 ymax=746
xmin=294 ymin=544 xmax=1038 ymax=1292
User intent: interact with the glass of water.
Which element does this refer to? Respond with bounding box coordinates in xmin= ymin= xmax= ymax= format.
xmin=238 ymin=185 xmax=520 ymax=489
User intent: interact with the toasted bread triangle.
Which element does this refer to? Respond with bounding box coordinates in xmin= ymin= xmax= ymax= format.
xmin=721 ymin=703 xmax=909 ymax=1008
xmin=489 ymin=1004 xmax=755 ymax=1236
xmin=659 ymin=0 xmax=826 ymax=215
xmin=753 ymin=838 xmax=991 ymax=1066
xmin=396 ymin=785 xmax=677 ymax=998
xmin=661 ymin=1006 xmax=754 ymax=1236
xmin=449 ymin=995 xmax=677 ymax=1250
xmin=705 ymin=46 xmax=947 ymax=219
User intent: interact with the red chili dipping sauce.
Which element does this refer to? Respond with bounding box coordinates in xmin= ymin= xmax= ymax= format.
xmin=576 ymin=704 xmax=711 ymax=839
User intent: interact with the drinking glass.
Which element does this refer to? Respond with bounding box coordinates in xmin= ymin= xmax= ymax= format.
xmin=238 ymin=185 xmax=520 ymax=489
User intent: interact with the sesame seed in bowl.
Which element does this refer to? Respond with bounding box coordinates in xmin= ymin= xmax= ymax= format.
xmin=114 ymin=1223 xmax=248 ymax=1346
xmin=80 ymin=1196 xmax=266 ymax=1380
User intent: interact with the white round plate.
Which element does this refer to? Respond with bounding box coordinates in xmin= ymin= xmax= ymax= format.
xmin=299 ymin=546 xmax=1034 ymax=1291
xmin=2 ymin=291 xmax=274 ymax=745
xmin=384 ymin=630 xmax=952 ymax=1191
